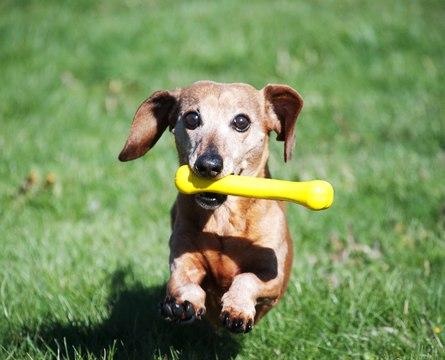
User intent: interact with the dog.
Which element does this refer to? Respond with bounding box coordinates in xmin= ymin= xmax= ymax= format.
xmin=119 ymin=81 xmax=303 ymax=333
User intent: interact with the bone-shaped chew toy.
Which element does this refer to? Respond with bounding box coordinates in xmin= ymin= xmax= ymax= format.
xmin=175 ymin=165 xmax=334 ymax=211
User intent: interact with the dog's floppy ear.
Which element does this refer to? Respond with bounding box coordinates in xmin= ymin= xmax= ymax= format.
xmin=262 ymin=84 xmax=303 ymax=162
xmin=118 ymin=90 xmax=179 ymax=161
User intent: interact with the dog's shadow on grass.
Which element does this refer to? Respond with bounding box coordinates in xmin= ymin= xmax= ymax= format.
xmin=28 ymin=267 xmax=241 ymax=359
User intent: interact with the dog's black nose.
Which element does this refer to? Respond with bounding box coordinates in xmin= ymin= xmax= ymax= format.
xmin=194 ymin=153 xmax=223 ymax=178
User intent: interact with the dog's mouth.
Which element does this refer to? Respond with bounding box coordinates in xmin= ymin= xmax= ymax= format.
xmin=195 ymin=192 xmax=227 ymax=210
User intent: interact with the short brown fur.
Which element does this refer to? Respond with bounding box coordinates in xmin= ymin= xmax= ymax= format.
xmin=119 ymin=81 xmax=303 ymax=333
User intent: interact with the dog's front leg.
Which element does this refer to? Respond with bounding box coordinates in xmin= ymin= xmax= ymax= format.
xmin=220 ymin=273 xmax=282 ymax=333
xmin=160 ymin=253 xmax=207 ymax=324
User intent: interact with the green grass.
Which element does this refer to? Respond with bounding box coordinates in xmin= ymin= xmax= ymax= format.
xmin=1 ymin=0 xmax=444 ymax=358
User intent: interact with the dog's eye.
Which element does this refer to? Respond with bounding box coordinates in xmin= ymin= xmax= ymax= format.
xmin=232 ymin=114 xmax=251 ymax=132
xmin=183 ymin=111 xmax=201 ymax=130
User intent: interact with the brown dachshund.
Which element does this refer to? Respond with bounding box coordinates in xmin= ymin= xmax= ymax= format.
xmin=119 ymin=81 xmax=303 ymax=333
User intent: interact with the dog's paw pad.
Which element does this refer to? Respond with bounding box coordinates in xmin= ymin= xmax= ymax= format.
xmin=220 ymin=310 xmax=253 ymax=334
xmin=160 ymin=297 xmax=204 ymax=323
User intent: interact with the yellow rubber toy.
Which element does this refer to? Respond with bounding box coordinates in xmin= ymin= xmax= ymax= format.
xmin=175 ymin=165 xmax=334 ymax=211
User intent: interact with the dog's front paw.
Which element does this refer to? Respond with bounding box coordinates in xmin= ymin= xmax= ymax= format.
xmin=219 ymin=305 xmax=254 ymax=334
xmin=160 ymin=297 xmax=205 ymax=324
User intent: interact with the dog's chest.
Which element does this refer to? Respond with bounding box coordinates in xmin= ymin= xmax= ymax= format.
xmin=198 ymin=199 xmax=274 ymax=290
xmin=203 ymin=247 xmax=240 ymax=290
xmin=202 ymin=232 xmax=259 ymax=290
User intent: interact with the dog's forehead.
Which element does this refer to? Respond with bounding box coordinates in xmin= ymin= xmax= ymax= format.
xmin=179 ymin=81 xmax=262 ymax=113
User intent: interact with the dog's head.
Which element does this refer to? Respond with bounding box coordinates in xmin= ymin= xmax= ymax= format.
xmin=119 ymin=81 xmax=303 ymax=209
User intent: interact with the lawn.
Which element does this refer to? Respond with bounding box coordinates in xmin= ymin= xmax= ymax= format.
xmin=0 ymin=0 xmax=444 ymax=359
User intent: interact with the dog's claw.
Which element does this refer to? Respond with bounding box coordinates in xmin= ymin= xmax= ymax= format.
xmin=232 ymin=318 xmax=244 ymax=332
xmin=220 ymin=311 xmax=230 ymax=327
xmin=184 ymin=300 xmax=195 ymax=318
xmin=159 ymin=300 xmax=173 ymax=318
xmin=245 ymin=319 xmax=253 ymax=333
xmin=172 ymin=302 xmax=183 ymax=317
xmin=196 ymin=307 xmax=206 ymax=319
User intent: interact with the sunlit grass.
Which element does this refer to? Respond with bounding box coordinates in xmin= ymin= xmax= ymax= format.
xmin=0 ymin=0 xmax=444 ymax=359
